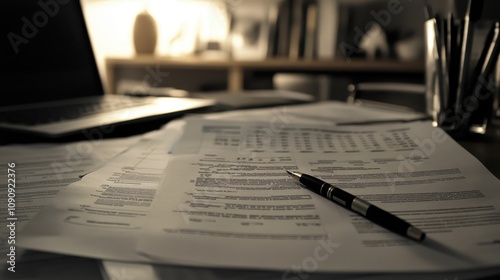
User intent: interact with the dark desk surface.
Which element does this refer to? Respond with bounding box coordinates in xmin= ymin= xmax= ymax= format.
xmin=2 ymin=112 xmax=500 ymax=280
xmin=456 ymin=125 xmax=500 ymax=179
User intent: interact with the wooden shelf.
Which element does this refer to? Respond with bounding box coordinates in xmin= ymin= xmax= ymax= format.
xmin=106 ymin=56 xmax=424 ymax=94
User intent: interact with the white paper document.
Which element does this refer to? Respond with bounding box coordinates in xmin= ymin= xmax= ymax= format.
xmin=17 ymin=121 xmax=184 ymax=261
xmin=0 ymin=137 xmax=138 ymax=265
xmin=137 ymin=119 xmax=500 ymax=274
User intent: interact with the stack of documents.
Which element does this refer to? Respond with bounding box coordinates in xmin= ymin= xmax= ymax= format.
xmin=15 ymin=101 xmax=500 ymax=279
xmin=0 ymin=136 xmax=140 ymax=266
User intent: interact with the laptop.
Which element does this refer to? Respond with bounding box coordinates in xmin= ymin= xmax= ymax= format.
xmin=0 ymin=0 xmax=214 ymax=138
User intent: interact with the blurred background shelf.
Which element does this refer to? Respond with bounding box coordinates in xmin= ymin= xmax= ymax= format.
xmin=89 ymin=0 xmax=431 ymax=101
xmin=106 ymin=56 xmax=424 ymax=100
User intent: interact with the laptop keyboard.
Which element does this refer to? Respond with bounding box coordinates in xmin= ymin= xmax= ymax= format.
xmin=0 ymin=97 xmax=154 ymax=125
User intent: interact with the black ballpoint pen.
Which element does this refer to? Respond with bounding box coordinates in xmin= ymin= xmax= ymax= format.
xmin=286 ymin=170 xmax=426 ymax=242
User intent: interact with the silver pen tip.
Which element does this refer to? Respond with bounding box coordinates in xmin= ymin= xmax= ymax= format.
xmin=285 ymin=170 xmax=302 ymax=180
xmin=407 ymin=226 xmax=426 ymax=242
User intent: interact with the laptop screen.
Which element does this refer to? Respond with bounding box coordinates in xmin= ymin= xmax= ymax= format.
xmin=1 ymin=0 xmax=103 ymax=107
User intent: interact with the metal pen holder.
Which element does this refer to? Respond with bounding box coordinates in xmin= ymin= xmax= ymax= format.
xmin=425 ymin=14 xmax=500 ymax=138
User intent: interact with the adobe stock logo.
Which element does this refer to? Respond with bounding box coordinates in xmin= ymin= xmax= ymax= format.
xmin=7 ymin=0 xmax=70 ymax=54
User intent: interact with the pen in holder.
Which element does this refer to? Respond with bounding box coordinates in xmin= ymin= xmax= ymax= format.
xmin=424 ymin=1 xmax=500 ymax=138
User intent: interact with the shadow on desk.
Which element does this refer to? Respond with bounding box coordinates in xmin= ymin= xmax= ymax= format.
xmin=0 ymin=120 xmax=161 ymax=146
xmin=0 ymin=116 xmax=181 ymax=145
xmin=1 ymin=255 xmax=102 ymax=280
